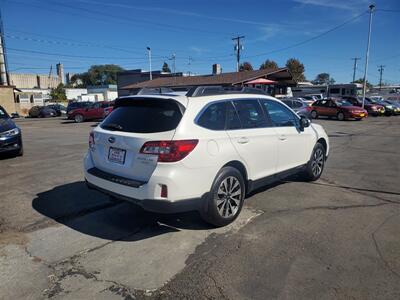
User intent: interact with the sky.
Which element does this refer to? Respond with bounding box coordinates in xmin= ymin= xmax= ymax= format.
xmin=1 ymin=0 xmax=400 ymax=84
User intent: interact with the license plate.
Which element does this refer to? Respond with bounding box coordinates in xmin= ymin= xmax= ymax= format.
xmin=360 ymin=113 xmax=365 ymax=117
xmin=108 ymin=147 xmax=126 ymax=164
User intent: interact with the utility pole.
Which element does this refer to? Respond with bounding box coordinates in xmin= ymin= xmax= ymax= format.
xmin=0 ymin=7 xmax=8 ymax=85
xmin=232 ymin=35 xmax=245 ymax=72
xmin=188 ymin=56 xmax=193 ymax=76
xmin=362 ymin=4 xmax=375 ymax=109
xmin=146 ymin=47 xmax=152 ymax=80
xmin=378 ymin=65 xmax=385 ymax=90
xmin=351 ymin=57 xmax=361 ymax=82
xmin=170 ymin=53 xmax=176 ymax=74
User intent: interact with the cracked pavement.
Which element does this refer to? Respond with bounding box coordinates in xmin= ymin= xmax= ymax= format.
xmin=0 ymin=116 xmax=399 ymax=299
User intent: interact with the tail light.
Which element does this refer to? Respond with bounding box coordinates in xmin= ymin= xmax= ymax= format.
xmin=140 ymin=140 xmax=198 ymax=162
xmin=89 ymin=131 xmax=95 ymax=149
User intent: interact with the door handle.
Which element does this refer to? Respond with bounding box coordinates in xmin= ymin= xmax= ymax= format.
xmin=278 ymin=135 xmax=287 ymax=141
xmin=237 ymin=137 xmax=249 ymax=144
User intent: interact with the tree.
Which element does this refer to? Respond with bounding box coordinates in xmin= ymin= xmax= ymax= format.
xmin=239 ymin=61 xmax=253 ymax=72
xmin=50 ymin=83 xmax=66 ymax=101
xmin=312 ymin=73 xmax=335 ymax=85
xmin=285 ymin=58 xmax=305 ymax=82
xmin=71 ymin=64 xmax=125 ymax=87
xmin=162 ymin=62 xmax=171 ymax=73
xmin=353 ymin=78 xmax=373 ymax=90
xmin=259 ymin=59 xmax=278 ymax=70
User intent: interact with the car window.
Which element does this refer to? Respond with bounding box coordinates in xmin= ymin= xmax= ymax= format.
xmin=0 ymin=107 xmax=8 ymax=118
xmin=226 ymin=101 xmax=241 ymax=130
xmin=232 ymin=99 xmax=268 ymax=129
xmin=197 ymin=102 xmax=227 ymax=130
xmin=292 ymin=101 xmax=303 ymax=108
xmin=102 ymin=99 xmax=183 ymax=133
xmin=262 ymin=100 xmax=298 ymax=127
xmin=282 ymin=100 xmax=293 ymax=108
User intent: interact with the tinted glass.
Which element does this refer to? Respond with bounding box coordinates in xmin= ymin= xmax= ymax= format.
xmin=197 ymin=102 xmax=227 ymax=130
xmin=292 ymin=101 xmax=303 ymax=108
xmin=0 ymin=107 xmax=8 ymax=118
xmin=226 ymin=101 xmax=241 ymax=130
xmin=262 ymin=100 xmax=298 ymax=127
xmin=101 ymin=99 xmax=183 ymax=133
xmin=232 ymin=100 xmax=267 ymax=129
xmin=282 ymin=100 xmax=294 ymax=108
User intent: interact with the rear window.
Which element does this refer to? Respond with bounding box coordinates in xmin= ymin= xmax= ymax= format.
xmin=101 ymin=99 xmax=183 ymax=133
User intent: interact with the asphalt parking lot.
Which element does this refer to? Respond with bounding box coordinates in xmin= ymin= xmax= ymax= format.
xmin=0 ymin=116 xmax=399 ymax=299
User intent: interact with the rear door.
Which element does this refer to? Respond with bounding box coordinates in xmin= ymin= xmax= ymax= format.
xmin=261 ymin=99 xmax=314 ymax=172
xmin=91 ymin=98 xmax=184 ymax=182
xmin=226 ymin=99 xmax=278 ymax=180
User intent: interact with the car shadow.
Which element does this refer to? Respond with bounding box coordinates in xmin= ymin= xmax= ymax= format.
xmin=32 ymin=181 xmax=212 ymax=242
xmin=0 ymin=152 xmax=20 ymax=160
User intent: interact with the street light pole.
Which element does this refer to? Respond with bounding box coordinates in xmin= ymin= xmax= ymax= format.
xmin=362 ymin=4 xmax=375 ymax=109
xmin=146 ymin=46 xmax=152 ymax=80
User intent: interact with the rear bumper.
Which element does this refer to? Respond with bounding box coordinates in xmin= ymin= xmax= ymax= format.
xmin=86 ymin=180 xmax=204 ymax=213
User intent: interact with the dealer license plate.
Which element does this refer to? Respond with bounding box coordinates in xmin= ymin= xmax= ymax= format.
xmin=108 ymin=147 xmax=126 ymax=164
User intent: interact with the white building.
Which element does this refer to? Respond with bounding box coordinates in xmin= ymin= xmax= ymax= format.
xmin=65 ymin=88 xmax=88 ymax=100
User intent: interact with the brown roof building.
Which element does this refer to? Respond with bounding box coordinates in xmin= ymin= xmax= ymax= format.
xmin=119 ymin=67 xmax=296 ymax=97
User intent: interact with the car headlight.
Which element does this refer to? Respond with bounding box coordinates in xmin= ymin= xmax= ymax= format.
xmin=0 ymin=128 xmax=20 ymax=139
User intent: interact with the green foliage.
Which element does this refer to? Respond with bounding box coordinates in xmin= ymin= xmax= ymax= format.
xmin=50 ymin=83 xmax=66 ymax=101
xmin=353 ymin=78 xmax=373 ymax=89
xmin=239 ymin=62 xmax=254 ymax=72
xmin=70 ymin=64 xmax=125 ymax=86
xmin=285 ymin=58 xmax=306 ymax=82
xmin=162 ymin=62 xmax=171 ymax=73
xmin=259 ymin=59 xmax=279 ymax=70
xmin=312 ymin=73 xmax=335 ymax=85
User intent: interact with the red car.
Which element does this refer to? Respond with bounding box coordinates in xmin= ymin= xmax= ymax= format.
xmin=341 ymin=96 xmax=385 ymax=116
xmin=67 ymin=101 xmax=113 ymax=123
xmin=311 ymin=98 xmax=368 ymax=121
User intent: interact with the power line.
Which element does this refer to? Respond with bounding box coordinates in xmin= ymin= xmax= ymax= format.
xmin=6 ymin=47 xmax=154 ymax=60
xmin=243 ymin=11 xmax=367 ymax=59
xmin=5 ymin=0 xmax=231 ymax=38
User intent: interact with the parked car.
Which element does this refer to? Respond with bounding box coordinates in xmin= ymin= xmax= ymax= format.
xmin=46 ymin=104 xmax=67 ymax=116
xmin=341 ymin=96 xmax=385 ymax=116
xmin=84 ymin=88 xmax=329 ymax=227
xmin=281 ymin=98 xmax=312 ymax=119
xmin=302 ymin=95 xmax=319 ymax=106
xmin=67 ymin=101 xmax=113 ymax=123
xmin=382 ymin=100 xmax=400 ymax=115
xmin=66 ymin=101 xmax=92 ymax=113
xmin=0 ymin=105 xmax=23 ymax=156
xmin=28 ymin=106 xmax=57 ymax=118
xmin=311 ymin=98 xmax=368 ymax=120
xmin=365 ymin=97 xmax=394 ymax=116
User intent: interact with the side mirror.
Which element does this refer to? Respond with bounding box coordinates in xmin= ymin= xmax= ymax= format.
xmin=299 ymin=116 xmax=311 ymax=131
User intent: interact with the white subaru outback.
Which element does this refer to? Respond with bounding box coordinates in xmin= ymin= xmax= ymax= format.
xmin=84 ymin=87 xmax=329 ymax=226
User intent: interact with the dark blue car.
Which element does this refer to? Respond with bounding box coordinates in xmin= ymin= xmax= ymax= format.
xmin=0 ymin=106 xmax=23 ymax=156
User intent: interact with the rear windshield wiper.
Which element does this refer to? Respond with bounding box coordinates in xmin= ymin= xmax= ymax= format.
xmin=102 ymin=123 xmax=123 ymax=131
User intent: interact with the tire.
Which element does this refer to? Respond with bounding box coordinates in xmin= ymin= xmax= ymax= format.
xmin=74 ymin=114 xmax=84 ymax=123
xmin=302 ymin=142 xmax=326 ymax=181
xmin=337 ymin=112 xmax=345 ymax=121
xmin=200 ymin=166 xmax=245 ymax=227
xmin=311 ymin=110 xmax=318 ymax=119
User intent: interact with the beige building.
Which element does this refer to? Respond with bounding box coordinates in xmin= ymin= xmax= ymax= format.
xmin=0 ymin=86 xmax=16 ymax=114
xmin=8 ymin=73 xmax=61 ymax=89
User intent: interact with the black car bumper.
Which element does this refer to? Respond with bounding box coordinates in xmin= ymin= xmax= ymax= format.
xmin=0 ymin=135 xmax=22 ymax=153
xmin=85 ymin=180 xmax=206 ymax=214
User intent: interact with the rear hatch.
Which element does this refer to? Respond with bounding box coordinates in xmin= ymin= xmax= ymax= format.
xmin=91 ymin=97 xmax=185 ymax=182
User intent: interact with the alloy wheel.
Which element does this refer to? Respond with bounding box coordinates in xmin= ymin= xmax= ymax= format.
xmin=215 ymin=176 xmax=242 ymax=218
xmin=311 ymin=148 xmax=324 ymax=177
